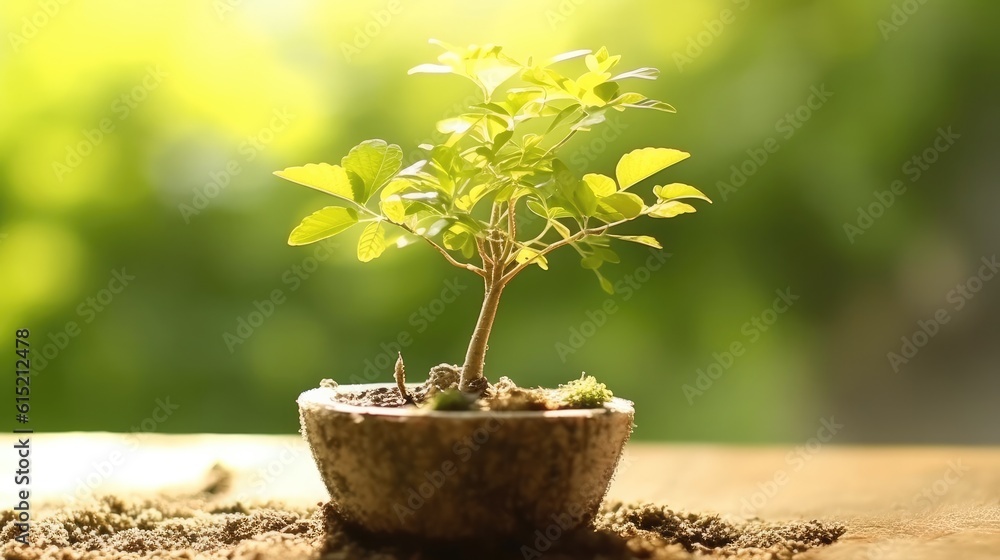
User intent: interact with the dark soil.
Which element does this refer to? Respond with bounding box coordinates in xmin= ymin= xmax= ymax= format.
xmin=328 ymin=364 xmax=564 ymax=411
xmin=2 ymin=495 xmax=845 ymax=560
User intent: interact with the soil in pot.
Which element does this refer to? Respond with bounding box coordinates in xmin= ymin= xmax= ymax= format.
xmin=1 ymin=492 xmax=846 ymax=560
xmin=327 ymin=363 xmax=614 ymax=411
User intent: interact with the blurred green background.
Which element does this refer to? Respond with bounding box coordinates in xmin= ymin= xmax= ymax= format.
xmin=3 ymin=0 xmax=997 ymax=443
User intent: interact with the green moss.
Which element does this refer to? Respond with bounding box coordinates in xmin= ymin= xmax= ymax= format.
xmin=558 ymin=374 xmax=613 ymax=409
xmin=426 ymin=389 xmax=473 ymax=411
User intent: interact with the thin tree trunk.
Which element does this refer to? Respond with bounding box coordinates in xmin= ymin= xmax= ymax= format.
xmin=460 ymin=282 xmax=503 ymax=393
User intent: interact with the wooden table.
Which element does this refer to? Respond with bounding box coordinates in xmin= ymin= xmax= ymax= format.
xmin=4 ymin=434 xmax=999 ymax=559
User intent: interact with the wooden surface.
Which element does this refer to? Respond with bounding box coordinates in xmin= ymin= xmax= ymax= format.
xmin=4 ymin=433 xmax=999 ymax=559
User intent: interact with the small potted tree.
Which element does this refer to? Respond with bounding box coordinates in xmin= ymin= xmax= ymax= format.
xmin=278 ymin=40 xmax=710 ymax=540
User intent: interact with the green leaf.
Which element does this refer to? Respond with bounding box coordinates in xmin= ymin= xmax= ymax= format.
xmin=442 ymin=223 xmax=475 ymax=258
xmin=436 ymin=115 xmax=478 ymax=134
xmin=594 ymin=246 xmax=620 ymax=263
xmin=611 ymin=67 xmax=659 ymax=81
xmin=547 ymin=103 xmax=582 ymax=132
xmin=583 ymin=235 xmax=611 ymax=247
xmin=491 ymin=130 xmax=514 ymax=155
xmin=274 ymin=164 xmax=360 ymax=202
xmin=623 ymin=98 xmax=676 ymax=113
xmin=522 ymin=133 xmax=544 ymax=149
xmin=572 ymin=108 xmax=608 ymax=131
xmin=475 ymin=61 xmax=522 ymax=98
xmin=583 ymin=173 xmax=616 ymax=197
xmin=592 ymin=82 xmax=620 ymax=104
xmin=547 ymin=49 xmax=591 ymax=65
xmin=597 ymin=191 xmax=645 ymax=221
xmin=380 ymin=178 xmax=414 ymax=201
xmin=501 ymin=90 xmax=541 ymax=115
xmin=516 ymin=247 xmax=549 ymax=270
xmin=609 ymin=92 xmax=645 ymax=106
xmin=578 ymin=72 xmax=609 ymax=90
xmin=580 ymin=254 xmax=603 ymax=270
xmin=526 ymin=199 xmax=549 ymax=219
xmin=380 ymin=195 xmax=406 ymax=223
xmin=647 ymin=201 xmax=697 ymax=218
xmin=616 ymin=148 xmax=690 ymax=190
xmin=357 ymin=221 xmax=387 ymax=262
xmin=597 ymin=271 xmax=615 ymax=294
xmin=288 ymin=207 xmax=358 ymax=246
xmin=553 ymin=160 xmax=597 ymax=217
xmin=408 ymin=63 xmax=452 ymax=74
xmin=341 ymin=140 xmax=403 ymax=203
xmin=548 ymin=217 xmax=571 ymax=238
xmin=654 ymin=182 xmax=713 ymax=204
xmin=585 ymin=47 xmax=621 ymax=73
xmin=610 ymin=234 xmax=662 ymax=249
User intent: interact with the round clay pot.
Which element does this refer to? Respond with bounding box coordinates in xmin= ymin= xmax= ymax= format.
xmin=297 ymin=383 xmax=634 ymax=540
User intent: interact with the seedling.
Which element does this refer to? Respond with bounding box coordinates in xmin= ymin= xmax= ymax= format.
xmin=276 ymin=40 xmax=710 ymax=395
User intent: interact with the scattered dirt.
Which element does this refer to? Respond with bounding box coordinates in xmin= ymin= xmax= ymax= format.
xmin=2 ymin=495 xmax=845 ymax=560
xmin=330 ymin=363 xmax=598 ymax=411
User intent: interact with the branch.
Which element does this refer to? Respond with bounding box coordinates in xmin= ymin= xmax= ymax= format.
xmin=498 ymin=201 xmax=517 ymax=268
xmin=419 ymin=234 xmax=486 ymax=277
xmin=323 ymin=184 xmax=486 ymax=277
xmin=522 ymin=221 xmax=553 ymax=251
xmin=475 ymin=235 xmax=491 ymax=268
xmin=499 ymin=216 xmax=632 ymax=284
xmin=368 ymin=205 xmax=486 ymax=276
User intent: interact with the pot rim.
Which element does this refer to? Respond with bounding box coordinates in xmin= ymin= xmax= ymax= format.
xmin=298 ymin=383 xmax=634 ymax=419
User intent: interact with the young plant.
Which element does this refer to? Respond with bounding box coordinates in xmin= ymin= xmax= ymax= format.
xmin=275 ymin=40 xmax=710 ymax=395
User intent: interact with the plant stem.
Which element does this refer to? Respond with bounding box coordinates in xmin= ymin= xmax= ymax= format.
xmin=460 ymin=278 xmax=504 ymax=393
